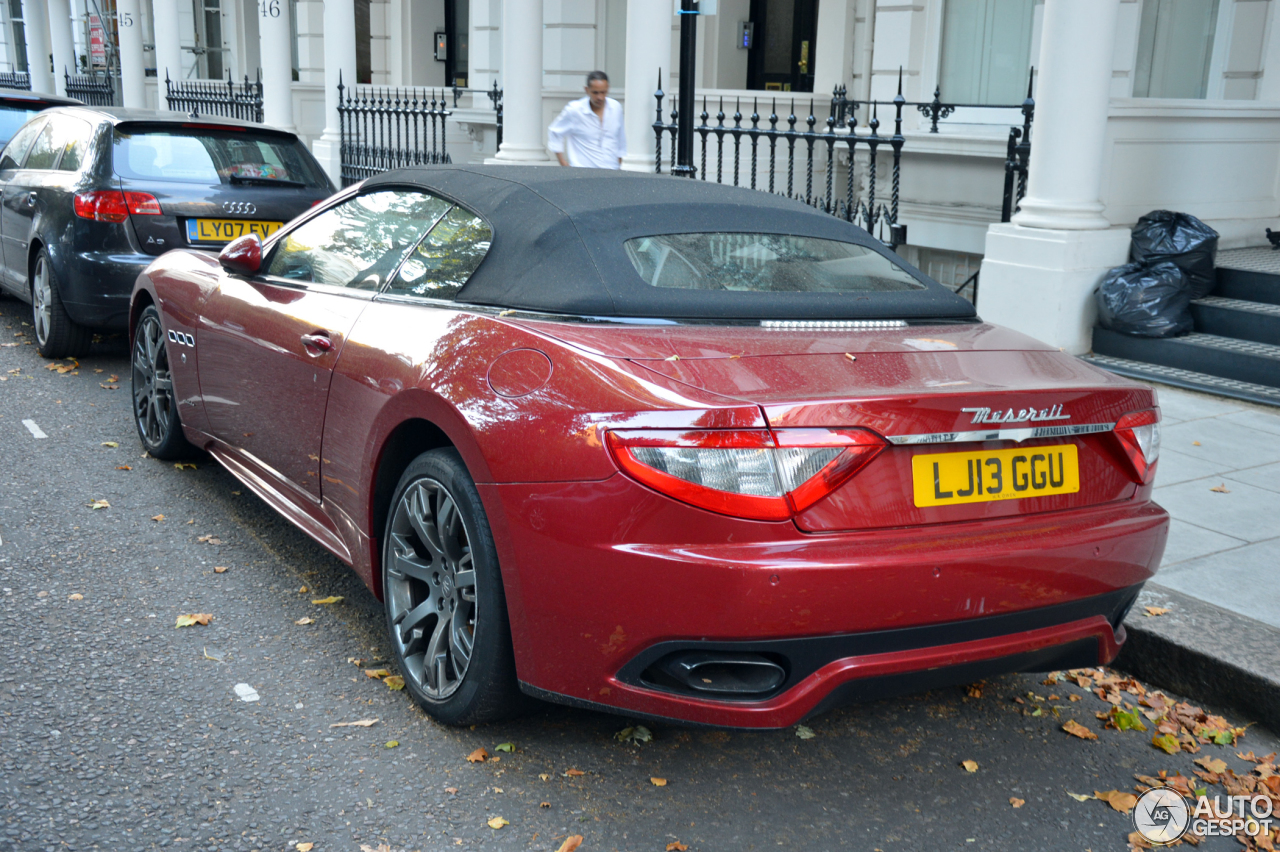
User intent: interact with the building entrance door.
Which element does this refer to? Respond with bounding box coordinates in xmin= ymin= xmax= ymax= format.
xmin=747 ymin=0 xmax=819 ymax=93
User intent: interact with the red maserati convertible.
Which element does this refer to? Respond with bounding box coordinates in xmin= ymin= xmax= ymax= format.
xmin=129 ymin=167 xmax=1168 ymax=727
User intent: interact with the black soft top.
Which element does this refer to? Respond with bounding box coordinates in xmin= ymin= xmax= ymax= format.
xmin=363 ymin=165 xmax=976 ymax=321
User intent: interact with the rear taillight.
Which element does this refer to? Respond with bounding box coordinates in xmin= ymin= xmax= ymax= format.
xmin=73 ymin=190 xmax=161 ymax=222
xmin=606 ymin=428 xmax=887 ymax=520
xmin=1114 ymin=409 xmax=1161 ymax=484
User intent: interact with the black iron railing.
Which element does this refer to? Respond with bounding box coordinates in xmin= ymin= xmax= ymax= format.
xmin=451 ymin=81 xmax=504 ymax=149
xmin=654 ymin=69 xmax=1034 ymax=247
xmin=0 ymin=71 xmax=31 ymax=91
xmin=165 ymin=71 xmax=263 ymax=123
xmin=1000 ymin=75 xmax=1035 ymax=223
xmin=337 ymin=72 xmax=453 ymax=187
xmin=65 ymin=70 xmax=116 ymax=106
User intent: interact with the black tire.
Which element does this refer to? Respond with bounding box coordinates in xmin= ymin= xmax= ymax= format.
xmin=130 ymin=305 xmax=196 ymax=460
xmin=382 ymin=448 xmax=525 ymax=726
xmin=32 ymin=249 xmax=91 ymax=359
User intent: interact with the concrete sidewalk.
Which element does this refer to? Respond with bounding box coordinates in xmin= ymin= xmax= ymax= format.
xmin=1115 ymin=385 xmax=1280 ymax=731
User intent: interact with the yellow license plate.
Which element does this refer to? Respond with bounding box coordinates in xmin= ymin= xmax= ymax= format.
xmin=911 ymin=444 xmax=1079 ymax=508
xmin=186 ymin=218 xmax=284 ymax=243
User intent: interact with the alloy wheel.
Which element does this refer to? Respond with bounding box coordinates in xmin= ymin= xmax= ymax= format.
xmin=132 ymin=313 xmax=174 ymax=448
xmin=386 ymin=478 xmax=477 ymax=700
xmin=31 ymin=256 xmax=52 ymax=346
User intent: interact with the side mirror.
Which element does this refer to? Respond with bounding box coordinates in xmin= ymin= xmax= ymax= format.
xmin=219 ymin=233 xmax=262 ymax=276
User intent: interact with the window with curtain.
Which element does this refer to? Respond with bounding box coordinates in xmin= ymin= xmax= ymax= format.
xmin=938 ymin=0 xmax=1036 ymax=105
xmin=1133 ymin=0 xmax=1220 ymax=99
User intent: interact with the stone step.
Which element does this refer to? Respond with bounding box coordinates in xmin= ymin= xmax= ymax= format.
xmin=1190 ymin=296 xmax=1280 ymax=345
xmin=1082 ymin=354 xmax=1280 ymax=408
xmin=1091 ymin=329 xmax=1280 ymax=390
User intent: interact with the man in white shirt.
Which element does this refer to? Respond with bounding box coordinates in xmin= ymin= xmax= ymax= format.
xmin=547 ymin=71 xmax=626 ymax=169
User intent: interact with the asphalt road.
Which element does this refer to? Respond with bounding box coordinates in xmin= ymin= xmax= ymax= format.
xmin=1 ymin=294 xmax=1276 ymax=852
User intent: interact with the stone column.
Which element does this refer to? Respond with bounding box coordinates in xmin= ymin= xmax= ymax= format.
xmin=491 ymin=0 xmax=550 ymax=163
xmin=620 ymin=0 xmax=671 ymax=173
xmin=116 ymin=0 xmax=146 ymax=108
xmin=45 ymin=0 xmax=72 ymax=96
xmin=20 ymin=0 xmax=53 ymax=93
xmin=259 ymin=0 xmax=296 ymax=131
xmin=152 ymin=0 xmax=184 ymax=106
xmin=311 ymin=0 xmax=357 ymax=184
xmin=976 ymin=0 xmax=1129 ymax=355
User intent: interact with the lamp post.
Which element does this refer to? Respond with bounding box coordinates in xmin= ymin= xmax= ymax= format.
xmin=673 ymin=0 xmax=698 ymax=178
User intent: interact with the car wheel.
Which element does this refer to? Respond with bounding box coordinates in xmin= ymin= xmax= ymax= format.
xmin=32 ymin=249 xmax=91 ymax=359
xmin=382 ymin=448 xmax=524 ymax=726
xmin=131 ymin=305 xmax=195 ymax=459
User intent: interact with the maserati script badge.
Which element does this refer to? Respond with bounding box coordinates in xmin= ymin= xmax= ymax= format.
xmin=960 ymin=404 xmax=1070 ymax=425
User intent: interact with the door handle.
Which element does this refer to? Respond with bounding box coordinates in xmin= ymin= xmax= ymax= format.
xmin=301 ymin=332 xmax=334 ymax=353
xmin=25 ymin=192 xmax=36 ymax=207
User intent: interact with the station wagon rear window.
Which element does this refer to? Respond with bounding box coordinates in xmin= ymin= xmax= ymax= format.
xmin=112 ymin=126 xmax=328 ymax=188
xmin=624 ymin=234 xmax=925 ymax=294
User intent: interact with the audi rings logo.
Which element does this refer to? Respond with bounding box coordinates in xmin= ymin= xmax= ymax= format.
xmin=1133 ymin=787 xmax=1192 ymax=845
xmin=222 ymin=201 xmax=257 ymax=216
xmin=167 ymin=330 xmax=195 ymax=348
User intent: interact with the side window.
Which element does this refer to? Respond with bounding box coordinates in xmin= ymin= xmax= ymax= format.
xmin=0 ymin=118 xmax=46 ymax=170
xmin=386 ymin=206 xmax=492 ymax=300
xmin=23 ymin=121 xmax=61 ymax=170
xmin=54 ymin=117 xmax=96 ymax=172
xmin=266 ymin=190 xmax=452 ymax=290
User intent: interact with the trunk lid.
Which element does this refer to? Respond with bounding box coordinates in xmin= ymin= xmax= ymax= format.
xmin=515 ymin=319 xmax=1156 ymax=531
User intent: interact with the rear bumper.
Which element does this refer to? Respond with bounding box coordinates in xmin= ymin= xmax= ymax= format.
xmin=59 ymin=250 xmax=153 ymax=330
xmin=480 ymin=475 xmax=1168 ymax=728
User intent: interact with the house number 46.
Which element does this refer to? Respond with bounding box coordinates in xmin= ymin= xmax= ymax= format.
xmin=260 ymin=0 xmax=281 ymax=18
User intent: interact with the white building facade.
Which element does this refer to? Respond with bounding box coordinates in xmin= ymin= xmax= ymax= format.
xmin=4 ymin=0 xmax=1280 ymax=352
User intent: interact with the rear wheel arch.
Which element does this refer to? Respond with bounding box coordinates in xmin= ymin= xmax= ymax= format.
xmin=25 ymin=238 xmax=45 ymax=292
xmin=370 ymin=418 xmax=455 ymax=596
xmin=129 ymin=288 xmax=155 ymax=343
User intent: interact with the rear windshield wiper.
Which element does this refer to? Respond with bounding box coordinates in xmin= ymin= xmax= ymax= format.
xmin=228 ymin=174 xmax=309 ymax=188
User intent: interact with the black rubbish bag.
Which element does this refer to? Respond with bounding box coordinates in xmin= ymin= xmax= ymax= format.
xmin=1095 ymin=260 xmax=1194 ymax=338
xmin=1130 ymin=210 xmax=1219 ymax=299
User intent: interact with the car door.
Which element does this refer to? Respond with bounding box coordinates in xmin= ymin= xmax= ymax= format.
xmin=0 ymin=117 xmax=47 ymax=292
xmin=197 ymin=188 xmax=452 ymax=503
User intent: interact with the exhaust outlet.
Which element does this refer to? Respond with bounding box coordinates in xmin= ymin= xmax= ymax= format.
xmin=654 ymin=651 xmax=786 ymax=697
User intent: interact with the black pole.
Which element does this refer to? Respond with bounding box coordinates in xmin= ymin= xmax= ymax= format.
xmin=673 ymin=0 xmax=698 ymax=178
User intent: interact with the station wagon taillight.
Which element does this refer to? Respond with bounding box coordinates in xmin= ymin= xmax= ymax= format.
xmin=1113 ymin=409 xmax=1161 ymax=484
xmin=606 ymin=428 xmax=887 ymax=520
xmin=73 ymin=190 xmax=162 ymax=222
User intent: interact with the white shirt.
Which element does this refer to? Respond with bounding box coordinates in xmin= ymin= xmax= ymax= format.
xmin=547 ymin=96 xmax=626 ymax=169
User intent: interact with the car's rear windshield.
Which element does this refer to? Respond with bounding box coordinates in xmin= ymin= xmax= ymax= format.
xmin=0 ymin=104 xmax=50 ymax=146
xmin=112 ymin=126 xmax=327 ymax=187
xmin=624 ymin=233 xmax=925 ymax=293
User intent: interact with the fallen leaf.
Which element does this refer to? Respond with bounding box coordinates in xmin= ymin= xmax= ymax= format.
xmin=467 ymin=748 xmax=489 ymax=763
xmin=445 ymin=786 xmax=458 ymax=794
xmin=1068 ymin=694 xmax=1082 ymax=702
xmin=961 ymin=760 xmax=978 ymax=772
xmin=175 ymin=613 xmax=213 ymax=627
xmin=1192 ymin=441 xmax=1201 ymax=446
xmin=1194 ymin=756 xmax=1228 ymax=774
xmin=664 ymin=354 xmax=680 ymax=361
xmin=539 ymin=773 xmax=550 ymax=781
xmin=615 ymin=725 xmax=653 ymax=744
xmin=1068 ymin=792 xmax=1093 ymax=802
xmin=330 ymin=719 xmax=379 ymax=728
xmin=493 ymin=786 xmax=503 ymax=793
xmin=88 ymin=499 xmax=110 ymax=510
xmin=966 ymin=682 xmax=985 ymax=698
xmin=540 ymin=801 xmax=550 ymax=808
xmin=294 ymin=617 xmax=315 ymax=625
xmin=174 ymin=462 xmax=197 ymax=470
xmin=494 ymin=742 xmax=515 ymax=753
xmin=1095 ymin=789 xmax=1138 ymax=813
xmin=1128 ymin=830 xmax=1155 ymax=849
xmin=650 ymin=777 xmax=667 ymax=786
xmin=101 ymin=441 xmax=119 ymax=448
xmin=1152 ymin=733 xmax=1181 ymax=754
xmin=115 ymin=465 xmax=131 ymax=470
xmin=1143 ymin=606 xmax=1170 ymax=617
xmin=385 ymin=740 xmax=398 ymax=748
xmin=383 ymin=676 xmax=405 ymax=690
xmin=795 ymin=725 xmax=816 ymax=740
xmin=213 ymin=566 xmax=228 ymax=574
xmin=363 ymin=668 xmax=391 ymax=679
xmin=151 ymin=514 xmax=165 ymax=522
xmin=1106 ymin=705 xmax=1148 ymax=732
xmin=1062 ymin=720 xmax=1098 ymax=740
xmin=298 ymin=586 xmax=308 ymax=593
xmin=564 ymin=768 xmax=585 ymax=777
xmin=296 ymin=844 xmax=313 ymax=852
xmin=312 ymin=596 xmax=344 ymax=605
xmin=1209 ymin=483 xmax=1230 ymax=493
xmin=68 ymin=593 xmax=83 ymax=600
xmin=1010 ymin=797 xmax=1025 ymax=808
xmin=486 ymin=816 xmax=508 ymax=829
xmin=99 ymin=383 xmax=118 ymax=390
xmin=666 ymin=843 xmax=688 ymax=852
xmin=557 ymin=837 xmax=584 ymax=852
